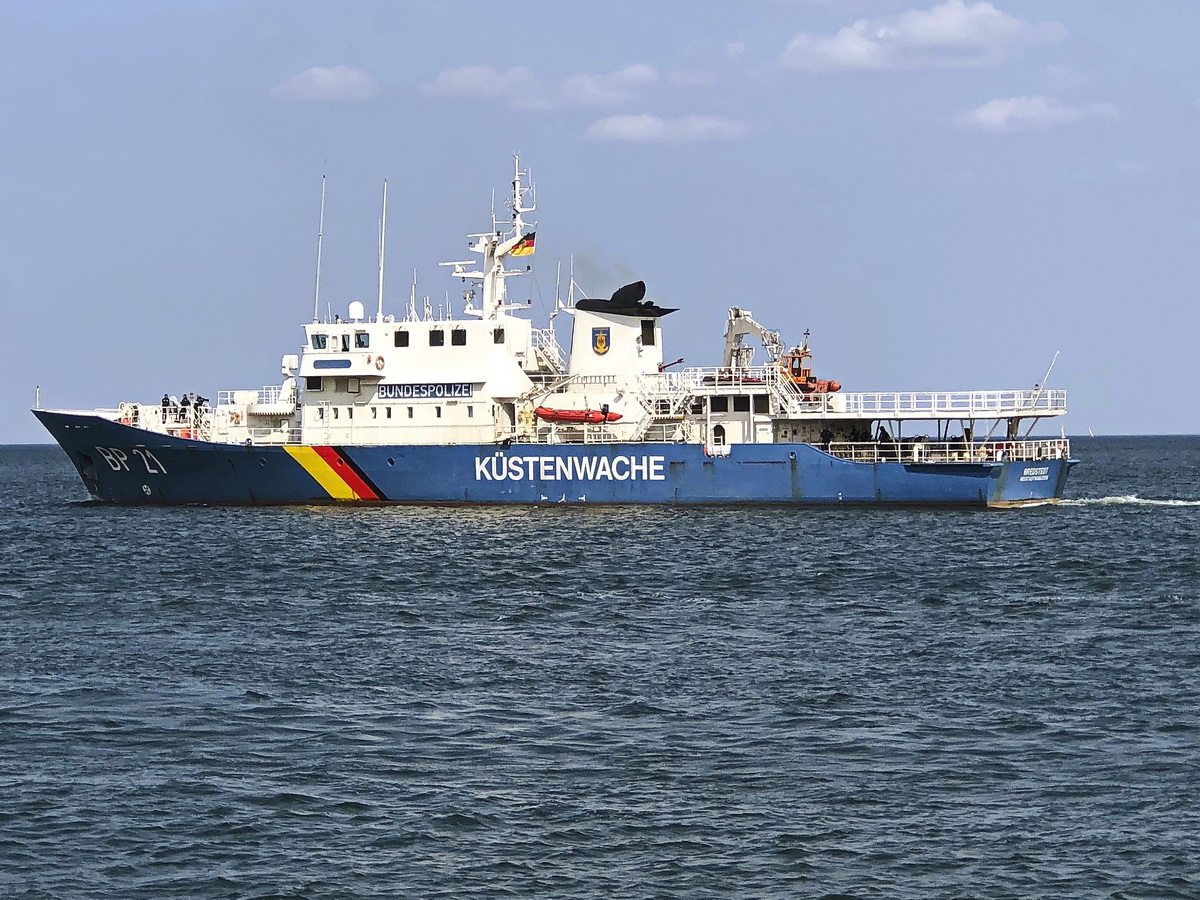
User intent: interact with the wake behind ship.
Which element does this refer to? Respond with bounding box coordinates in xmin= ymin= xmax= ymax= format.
xmin=35 ymin=159 xmax=1076 ymax=507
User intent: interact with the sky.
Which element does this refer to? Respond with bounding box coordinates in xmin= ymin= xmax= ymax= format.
xmin=3 ymin=0 xmax=1199 ymax=442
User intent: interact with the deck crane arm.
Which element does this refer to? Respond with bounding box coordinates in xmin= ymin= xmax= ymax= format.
xmin=722 ymin=306 xmax=784 ymax=370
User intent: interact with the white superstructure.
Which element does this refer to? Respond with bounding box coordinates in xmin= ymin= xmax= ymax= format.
xmin=91 ymin=157 xmax=1070 ymax=464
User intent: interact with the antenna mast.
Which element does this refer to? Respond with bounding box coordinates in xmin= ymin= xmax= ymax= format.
xmin=1022 ymin=350 xmax=1061 ymax=438
xmin=377 ymin=180 xmax=388 ymax=320
xmin=510 ymin=153 xmax=533 ymax=236
xmin=312 ymin=175 xmax=326 ymax=322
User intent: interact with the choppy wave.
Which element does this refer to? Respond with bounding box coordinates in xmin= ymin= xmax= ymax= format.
xmin=6 ymin=441 xmax=1200 ymax=899
xmin=1061 ymin=494 xmax=1200 ymax=507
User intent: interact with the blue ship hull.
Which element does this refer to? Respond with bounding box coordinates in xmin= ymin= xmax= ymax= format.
xmin=34 ymin=411 xmax=1075 ymax=507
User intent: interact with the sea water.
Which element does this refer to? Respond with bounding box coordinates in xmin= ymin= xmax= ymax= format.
xmin=1 ymin=438 xmax=1198 ymax=898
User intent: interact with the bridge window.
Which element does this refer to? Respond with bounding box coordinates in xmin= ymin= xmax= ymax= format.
xmin=354 ymin=332 xmax=369 ymax=349
xmin=641 ymin=320 xmax=656 ymax=346
xmin=394 ymin=330 xmax=409 ymax=347
xmin=340 ymin=334 xmax=350 ymax=352
xmin=451 ymin=329 xmax=467 ymax=346
xmin=306 ymin=376 xmax=323 ymax=391
xmin=310 ymin=334 xmax=328 ymax=350
xmin=493 ymin=327 xmax=505 ymax=344
xmin=733 ymin=395 xmax=750 ymax=413
xmin=430 ymin=330 xmax=444 ymax=347
xmin=753 ymin=394 xmax=769 ymax=414
xmin=711 ymin=396 xmax=729 ymax=413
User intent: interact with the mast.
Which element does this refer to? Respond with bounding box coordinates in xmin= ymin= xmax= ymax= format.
xmin=312 ymin=175 xmax=326 ymax=322
xmin=377 ymin=179 xmax=388 ymax=321
xmin=439 ymin=156 xmax=536 ymax=320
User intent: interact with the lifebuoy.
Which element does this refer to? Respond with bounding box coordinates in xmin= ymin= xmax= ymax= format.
xmin=375 ymin=356 xmax=385 ymax=371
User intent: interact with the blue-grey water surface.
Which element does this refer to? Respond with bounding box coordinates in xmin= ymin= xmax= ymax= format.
xmin=2 ymin=437 xmax=1199 ymax=898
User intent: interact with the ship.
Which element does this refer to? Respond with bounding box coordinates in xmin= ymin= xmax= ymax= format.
xmin=34 ymin=158 xmax=1076 ymax=506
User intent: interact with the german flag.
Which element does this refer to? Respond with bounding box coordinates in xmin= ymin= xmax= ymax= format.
xmin=508 ymin=231 xmax=535 ymax=257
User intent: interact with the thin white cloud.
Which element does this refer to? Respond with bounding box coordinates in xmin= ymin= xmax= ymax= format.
xmin=782 ymin=0 xmax=1066 ymax=72
xmin=423 ymin=63 xmax=659 ymax=111
xmin=561 ymin=64 xmax=657 ymax=106
xmin=586 ymin=114 xmax=750 ymax=143
xmin=957 ymin=95 xmax=1118 ymax=132
xmin=271 ymin=66 xmax=378 ymax=101
xmin=420 ymin=65 xmax=538 ymax=100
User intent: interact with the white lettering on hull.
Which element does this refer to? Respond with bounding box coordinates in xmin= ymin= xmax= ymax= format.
xmin=474 ymin=454 xmax=666 ymax=482
xmin=1019 ymin=465 xmax=1050 ymax=482
xmin=95 ymin=446 xmax=168 ymax=475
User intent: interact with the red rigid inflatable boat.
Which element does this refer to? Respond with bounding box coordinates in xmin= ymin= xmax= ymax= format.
xmin=534 ymin=407 xmax=624 ymax=424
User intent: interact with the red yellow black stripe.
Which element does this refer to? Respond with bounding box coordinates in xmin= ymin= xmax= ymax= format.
xmin=285 ymin=446 xmax=385 ymax=500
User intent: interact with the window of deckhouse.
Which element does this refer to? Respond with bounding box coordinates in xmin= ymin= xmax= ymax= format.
xmin=341 ymin=334 xmax=350 ymax=352
xmin=641 ymin=320 xmax=656 ymax=346
xmin=395 ymin=330 xmax=409 ymax=348
xmin=451 ymin=329 xmax=466 ymax=346
xmin=311 ymin=334 xmax=328 ymax=350
xmin=430 ymin=330 xmax=445 ymax=347
xmin=355 ymin=332 xmax=370 ymax=349
xmin=306 ymin=377 xmax=323 ymax=391
xmin=493 ymin=328 xmax=505 ymax=344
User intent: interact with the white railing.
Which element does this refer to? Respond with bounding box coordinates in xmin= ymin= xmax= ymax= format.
xmin=256 ymin=384 xmax=284 ymax=405
xmin=823 ymin=438 xmax=1071 ymax=464
xmin=218 ymin=385 xmax=282 ymax=407
xmin=637 ymin=368 xmax=1067 ymax=420
xmin=240 ymin=426 xmax=302 ymax=445
xmin=822 ymin=390 xmax=1067 ymax=418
